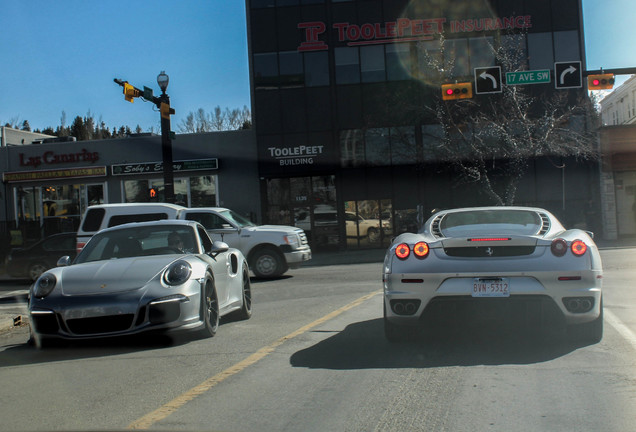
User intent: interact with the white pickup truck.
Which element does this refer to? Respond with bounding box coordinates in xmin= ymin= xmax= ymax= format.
xmin=76 ymin=203 xmax=312 ymax=278
xmin=179 ymin=207 xmax=311 ymax=278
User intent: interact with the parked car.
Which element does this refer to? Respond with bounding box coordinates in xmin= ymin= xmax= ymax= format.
xmin=28 ymin=219 xmax=252 ymax=348
xmin=181 ymin=207 xmax=311 ymax=278
xmin=76 ymin=203 xmax=311 ymax=278
xmin=383 ymin=206 xmax=603 ymax=343
xmin=5 ymin=232 xmax=77 ymax=281
xmin=345 ymin=211 xmax=391 ymax=242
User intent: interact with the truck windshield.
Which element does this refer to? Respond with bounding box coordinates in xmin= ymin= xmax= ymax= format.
xmin=219 ymin=210 xmax=256 ymax=228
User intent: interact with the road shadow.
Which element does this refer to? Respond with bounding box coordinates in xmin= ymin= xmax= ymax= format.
xmin=290 ymin=318 xmax=591 ymax=369
xmin=0 ymin=318 xmax=237 ymax=368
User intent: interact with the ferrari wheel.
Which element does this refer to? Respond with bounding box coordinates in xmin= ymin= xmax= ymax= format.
xmin=28 ymin=262 xmax=48 ymax=281
xmin=234 ymin=263 xmax=252 ymax=320
xmin=200 ymin=278 xmax=219 ymax=338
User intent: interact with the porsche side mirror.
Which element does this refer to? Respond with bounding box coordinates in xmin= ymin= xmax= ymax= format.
xmin=57 ymin=256 xmax=71 ymax=267
xmin=209 ymin=241 xmax=229 ymax=256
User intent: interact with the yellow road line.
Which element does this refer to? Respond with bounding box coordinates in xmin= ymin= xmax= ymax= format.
xmin=127 ymin=290 xmax=381 ymax=430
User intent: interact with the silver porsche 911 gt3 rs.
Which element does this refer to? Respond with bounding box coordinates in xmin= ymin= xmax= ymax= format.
xmin=28 ymin=220 xmax=252 ymax=348
xmin=383 ymin=206 xmax=603 ymax=342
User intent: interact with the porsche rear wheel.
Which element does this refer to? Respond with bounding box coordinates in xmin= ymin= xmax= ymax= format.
xmin=234 ymin=263 xmax=252 ymax=320
xmin=200 ymin=278 xmax=219 ymax=338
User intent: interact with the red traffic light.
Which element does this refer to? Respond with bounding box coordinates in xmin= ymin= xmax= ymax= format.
xmin=441 ymin=82 xmax=473 ymax=100
xmin=149 ymin=187 xmax=158 ymax=199
xmin=587 ymin=73 xmax=615 ymax=90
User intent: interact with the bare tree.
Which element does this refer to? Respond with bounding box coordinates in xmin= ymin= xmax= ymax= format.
xmin=387 ymin=33 xmax=599 ymax=205
xmin=178 ymin=106 xmax=251 ymax=133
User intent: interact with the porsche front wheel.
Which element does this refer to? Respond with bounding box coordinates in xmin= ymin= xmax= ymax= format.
xmin=200 ymin=278 xmax=219 ymax=338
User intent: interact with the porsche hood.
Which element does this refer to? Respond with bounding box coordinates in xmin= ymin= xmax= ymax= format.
xmin=57 ymin=256 xmax=179 ymax=295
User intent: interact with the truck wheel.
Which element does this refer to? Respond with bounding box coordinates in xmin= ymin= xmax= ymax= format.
xmin=251 ymin=248 xmax=285 ymax=278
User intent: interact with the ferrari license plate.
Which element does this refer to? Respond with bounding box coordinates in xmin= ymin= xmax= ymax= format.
xmin=472 ymin=278 xmax=510 ymax=297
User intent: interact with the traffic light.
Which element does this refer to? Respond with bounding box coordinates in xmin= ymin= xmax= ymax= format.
xmin=587 ymin=74 xmax=615 ymax=90
xmin=441 ymin=82 xmax=473 ymax=100
xmin=123 ymin=82 xmax=141 ymax=102
xmin=160 ymin=102 xmax=175 ymax=119
xmin=149 ymin=187 xmax=158 ymax=200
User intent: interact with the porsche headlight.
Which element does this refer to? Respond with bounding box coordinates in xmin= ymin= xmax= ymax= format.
xmin=163 ymin=260 xmax=192 ymax=286
xmin=33 ymin=273 xmax=57 ymax=298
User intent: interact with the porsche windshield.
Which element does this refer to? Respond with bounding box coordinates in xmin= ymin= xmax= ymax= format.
xmin=75 ymin=226 xmax=197 ymax=263
xmin=440 ymin=210 xmax=542 ymax=237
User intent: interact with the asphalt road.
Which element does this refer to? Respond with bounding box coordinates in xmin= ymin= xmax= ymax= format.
xmin=1 ymin=249 xmax=636 ymax=431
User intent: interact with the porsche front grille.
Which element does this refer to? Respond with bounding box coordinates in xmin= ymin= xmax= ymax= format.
xmin=66 ymin=314 xmax=134 ymax=335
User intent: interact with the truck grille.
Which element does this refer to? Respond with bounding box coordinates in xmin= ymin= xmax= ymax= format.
xmin=299 ymin=232 xmax=308 ymax=245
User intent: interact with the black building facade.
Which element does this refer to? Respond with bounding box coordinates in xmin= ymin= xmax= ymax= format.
xmin=246 ymin=0 xmax=598 ymax=251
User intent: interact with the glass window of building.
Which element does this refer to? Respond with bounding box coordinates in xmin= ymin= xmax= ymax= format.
xmin=360 ymin=45 xmax=386 ymax=83
xmin=553 ymin=31 xmax=580 ymax=62
xmin=190 ymin=175 xmax=217 ymax=207
xmin=251 ymin=0 xmax=276 ymax=8
xmin=340 ymin=129 xmax=365 ymax=167
xmin=445 ymin=38 xmax=469 ymax=77
xmin=469 ymin=37 xmax=494 ymax=69
xmin=387 ymin=43 xmax=412 ymax=81
xmin=335 ymin=47 xmax=361 ymax=84
xmin=500 ymin=34 xmax=528 ymax=70
xmin=304 ymin=51 xmax=330 ymax=87
xmin=277 ymin=0 xmax=299 ymax=5
xmin=365 ymin=128 xmax=390 ymax=166
xmin=279 ymin=51 xmax=304 ymax=87
xmin=390 ymin=126 xmax=417 ymax=165
xmin=422 ymin=124 xmax=445 ymax=161
xmin=527 ymin=33 xmax=554 ymax=70
xmin=254 ymin=53 xmax=279 ymax=88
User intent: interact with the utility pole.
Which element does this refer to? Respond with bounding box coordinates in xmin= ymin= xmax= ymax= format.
xmin=113 ymin=71 xmax=176 ymax=203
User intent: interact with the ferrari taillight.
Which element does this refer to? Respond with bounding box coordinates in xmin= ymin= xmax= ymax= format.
xmin=551 ymin=238 xmax=587 ymax=257
xmin=395 ymin=243 xmax=410 ymax=260
xmin=551 ymin=238 xmax=567 ymax=257
xmin=571 ymin=240 xmax=587 ymax=256
xmin=413 ymin=241 xmax=429 ymax=259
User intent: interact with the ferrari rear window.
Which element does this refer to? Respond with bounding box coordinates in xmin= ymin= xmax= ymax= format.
xmin=440 ymin=210 xmax=542 ymax=236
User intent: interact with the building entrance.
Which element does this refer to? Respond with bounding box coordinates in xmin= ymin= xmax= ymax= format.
xmin=265 ymin=175 xmax=339 ymax=251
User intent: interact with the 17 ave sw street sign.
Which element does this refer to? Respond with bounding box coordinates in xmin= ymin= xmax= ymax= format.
xmin=505 ymin=70 xmax=551 ymax=85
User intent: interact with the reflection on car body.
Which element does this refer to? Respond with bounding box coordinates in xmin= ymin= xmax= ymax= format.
xmin=28 ymin=220 xmax=252 ymax=348
xmin=383 ymin=206 xmax=603 ymax=343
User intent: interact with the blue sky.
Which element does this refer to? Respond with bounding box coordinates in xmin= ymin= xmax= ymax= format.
xmin=0 ymin=0 xmax=633 ymax=133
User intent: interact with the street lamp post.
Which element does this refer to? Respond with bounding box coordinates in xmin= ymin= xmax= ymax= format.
xmin=113 ymin=71 xmax=176 ymax=203
xmin=157 ymin=71 xmax=175 ymax=203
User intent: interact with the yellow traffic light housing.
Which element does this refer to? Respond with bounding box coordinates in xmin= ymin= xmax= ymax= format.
xmin=442 ymin=82 xmax=473 ymax=100
xmin=587 ymin=74 xmax=615 ymax=90
xmin=123 ymin=82 xmax=140 ymax=102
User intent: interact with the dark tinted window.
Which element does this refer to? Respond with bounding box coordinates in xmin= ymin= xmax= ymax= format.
xmin=81 ymin=208 xmax=105 ymax=232
xmin=107 ymin=213 xmax=169 ymax=228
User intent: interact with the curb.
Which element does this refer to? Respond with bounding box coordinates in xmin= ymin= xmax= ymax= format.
xmin=0 ymin=315 xmax=24 ymax=335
